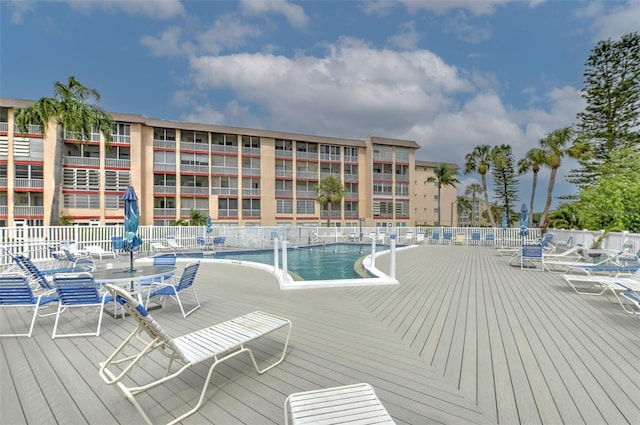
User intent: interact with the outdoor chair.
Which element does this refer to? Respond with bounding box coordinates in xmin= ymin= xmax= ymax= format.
xmin=52 ymin=273 xmax=118 ymax=338
xmin=99 ymin=284 xmax=292 ymax=425
xmin=150 ymin=241 xmax=171 ymax=253
xmin=212 ymin=236 xmax=226 ymax=249
xmin=404 ymin=231 xmax=414 ymax=243
xmin=111 ymin=236 xmax=124 ymax=253
xmin=470 ymin=230 xmax=481 ymax=244
xmin=145 ymin=261 xmax=200 ymax=318
xmin=165 ymin=236 xmax=184 ymax=251
xmin=284 ymin=383 xmax=396 ymax=425
xmin=484 ymin=233 xmax=495 ymax=245
xmin=454 ymin=233 xmax=466 ymax=245
xmin=377 ymin=232 xmax=386 ymax=243
xmin=416 ymin=232 xmax=425 ymax=243
xmin=0 ymin=274 xmax=58 ymax=338
xmin=429 ymin=231 xmax=440 ymax=244
xmin=196 ymin=236 xmax=213 ymax=250
xmin=85 ymin=245 xmax=117 ymax=260
xmin=442 ymin=230 xmax=453 ymax=244
xmin=555 ymin=235 xmax=573 ymax=250
xmin=561 ymin=268 xmax=640 ymax=296
xmin=519 ymin=244 xmax=544 ymax=271
xmin=13 ymin=254 xmax=87 ymax=291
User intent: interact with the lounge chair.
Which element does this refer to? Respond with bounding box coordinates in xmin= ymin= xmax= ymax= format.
xmin=99 ymin=284 xmax=292 ymax=425
xmin=85 ymin=245 xmax=117 ymax=260
xmin=165 ymin=236 xmax=184 ymax=251
xmin=150 ymin=241 xmax=171 ymax=253
xmin=285 ymin=383 xmax=396 ymax=425
xmin=196 ymin=236 xmax=213 ymax=250
xmin=13 ymin=254 xmax=89 ymax=291
xmin=145 ymin=261 xmax=200 ymax=318
xmin=429 ymin=231 xmax=440 ymax=244
xmin=52 ymin=273 xmax=118 ymax=338
xmin=555 ymin=235 xmax=573 ymax=250
xmin=377 ymin=232 xmax=386 ymax=243
xmin=454 ymin=233 xmax=466 ymax=245
xmin=61 ymin=248 xmax=96 ymax=271
xmin=484 ymin=233 xmax=495 ymax=245
xmin=0 ymin=274 xmax=58 ymax=337
xmin=416 ymin=232 xmax=425 ymax=243
xmin=561 ymin=268 xmax=640 ymax=295
xmin=442 ymin=230 xmax=453 ymax=244
xmin=470 ymin=230 xmax=481 ymax=245
xmin=404 ymin=231 xmax=414 ymax=243
xmin=545 ymin=249 xmax=620 ymax=273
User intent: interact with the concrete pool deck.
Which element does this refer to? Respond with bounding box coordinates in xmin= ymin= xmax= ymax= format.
xmin=1 ymin=244 xmax=639 ymax=424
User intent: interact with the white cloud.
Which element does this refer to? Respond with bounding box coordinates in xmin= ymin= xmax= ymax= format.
xmin=240 ymin=0 xmax=309 ymax=29
xmin=387 ymin=21 xmax=421 ymax=50
xmin=399 ymin=0 xmax=510 ymax=16
xmin=442 ymin=12 xmax=492 ymax=43
xmin=587 ymin=1 xmax=640 ymax=41
xmin=7 ymin=0 xmax=35 ymax=24
xmin=141 ymin=26 xmax=196 ymax=57
xmin=196 ymin=17 xmax=263 ymax=55
xmin=188 ymin=38 xmax=473 ymax=137
xmin=67 ymin=0 xmax=185 ymax=19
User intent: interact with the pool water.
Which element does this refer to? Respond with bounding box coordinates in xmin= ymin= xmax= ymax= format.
xmin=180 ymin=243 xmax=387 ymax=280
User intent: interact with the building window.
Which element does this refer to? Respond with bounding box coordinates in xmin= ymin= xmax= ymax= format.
xmin=277 ymin=199 xmax=293 ymax=214
xmin=297 ymin=200 xmax=315 ymax=214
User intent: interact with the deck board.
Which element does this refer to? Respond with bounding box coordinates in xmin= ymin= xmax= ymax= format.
xmin=2 ymin=244 xmax=640 ymax=424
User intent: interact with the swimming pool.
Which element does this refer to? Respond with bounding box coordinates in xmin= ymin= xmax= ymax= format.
xmin=171 ymin=243 xmax=387 ymax=280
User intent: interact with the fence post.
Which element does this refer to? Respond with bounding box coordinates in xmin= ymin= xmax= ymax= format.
xmin=281 ymin=240 xmax=288 ymax=283
xmin=273 ymin=238 xmax=279 ymax=271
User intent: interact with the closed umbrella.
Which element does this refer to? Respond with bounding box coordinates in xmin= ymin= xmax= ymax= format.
xmin=122 ymin=186 xmax=143 ymax=272
xmin=519 ymin=203 xmax=529 ymax=243
xmin=501 ymin=211 xmax=508 ymax=247
xmin=206 ymin=215 xmax=212 ymax=234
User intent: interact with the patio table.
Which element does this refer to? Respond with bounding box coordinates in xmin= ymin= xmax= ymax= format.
xmin=92 ymin=265 xmax=177 ymax=304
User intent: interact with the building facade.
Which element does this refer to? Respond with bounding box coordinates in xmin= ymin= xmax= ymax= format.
xmin=0 ymin=98 xmax=457 ymax=228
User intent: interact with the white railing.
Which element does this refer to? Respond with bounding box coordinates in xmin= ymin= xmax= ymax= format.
xmin=180 ymin=186 xmax=208 ymax=194
xmin=0 ymin=122 xmax=8 ymax=132
xmin=211 ymin=187 xmax=238 ymax=196
xmin=153 ymin=140 xmax=176 ymax=149
xmin=63 ymin=156 xmax=100 ymax=166
xmin=211 ymin=145 xmax=238 ymax=154
xmin=13 ymin=179 xmax=44 ymax=189
xmin=154 ymin=163 xmax=176 ymax=172
xmin=104 ymin=158 xmax=130 ymax=168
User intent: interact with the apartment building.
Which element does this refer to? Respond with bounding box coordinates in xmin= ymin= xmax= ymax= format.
xmin=0 ymin=98 xmax=456 ymax=228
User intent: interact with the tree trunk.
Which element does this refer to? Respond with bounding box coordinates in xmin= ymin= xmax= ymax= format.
xmin=50 ymin=124 xmax=64 ymax=226
xmin=540 ymin=167 xmax=558 ymax=232
xmin=327 ymin=202 xmax=331 ymax=227
xmin=481 ymin=173 xmax=496 ymax=227
xmin=529 ymin=171 xmax=538 ymax=226
xmin=437 ymin=184 xmax=441 ymax=226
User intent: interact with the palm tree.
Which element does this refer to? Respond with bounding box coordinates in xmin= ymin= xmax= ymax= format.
xmin=464 ymin=145 xmax=496 ymax=227
xmin=317 ymin=175 xmax=345 ymax=227
xmin=464 ymin=183 xmax=484 ymax=226
xmin=517 ymin=147 xmax=546 ymax=226
xmin=14 ymin=76 xmax=114 ymax=225
xmin=539 ymin=127 xmax=576 ymax=232
xmin=427 ymin=163 xmax=459 ymax=226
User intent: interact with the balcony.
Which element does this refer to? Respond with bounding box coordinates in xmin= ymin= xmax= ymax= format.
xmin=320 ymin=171 xmax=340 ymax=179
xmin=296 ymin=171 xmax=318 ymax=180
xmin=211 ymin=145 xmax=238 ymax=154
xmin=14 ymin=179 xmax=44 ymax=189
xmin=344 ymin=191 xmax=359 ymax=200
xmin=180 ymin=141 xmax=209 ymax=152
xmin=153 ymin=208 xmax=176 ymax=216
xmin=373 ymin=152 xmax=393 ymax=162
xmin=242 ymin=146 xmax=260 ymax=155
xmin=0 ymin=178 xmax=7 ymax=188
xmin=180 ymin=186 xmax=208 ymax=195
xmin=154 ymin=163 xmax=176 ymax=172
xmin=344 ymin=155 xmax=358 ymax=163
xmin=112 ymin=135 xmax=130 ymax=144
xmin=296 ymin=190 xmax=316 ymax=198
xmin=0 ymin=122 xmax=7 ymax=132
xmin=275 ymin=149 xmax=293 ymax=158
xmin=320 ymin=154 xmax=340 ymax=162
xmin=105 ymin=158 xmax=130 ymax=168
xmin=154 ymin=139 xmax=177 ymax=149
xmin=65 ymin=130 xmax=100 ymax=141
xmin=14 ymin=124 xmax=43 ymax=135
xmin=211 ymin=166 xmax=238 ymax=175
xmin=181 ymin=164 xmax=209 ymax=174
xmin=296 ymin=151 xmax=318 ymax=160
xmin=320 ymin=210 xmax=341 ymax=218
xmin=63 ymin=156 xmax=100 ymax=167
xmin=396 ymin=152 xmax=410 ymax=163
xmin=373 ymin=173 xmax=393 ymax=181
xmin=275 ymin=169 xmax=293 ymax=178
xmin=14 ymin=206 xmax=44 ymax=216
xmin=344 ymin=211 xmax=359 ymax=218
xmin=344 ymin=173 xmax=359 ymax=181
xmin=242 ymin=209 xmax=261 ymax=217
xmin=154 ymin=185 xmax=177 ymax=194
xmin=211 ymin=187 xmax=238 ymax=196
xmin=242 ymin=167 xmax=261 ymax=176
xmin=218 ymin=209 xmax=238 ymax=217
xmin=275 ymin=190 xmax=293 ymax=198
xmin=242 ymin=188 xmax=261 ymax=197
xmin=0 ymin=205 xmax=7 ymax=215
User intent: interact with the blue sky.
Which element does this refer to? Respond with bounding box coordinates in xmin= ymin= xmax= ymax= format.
xmin=1 ymin=0 xmax=639 ymax=212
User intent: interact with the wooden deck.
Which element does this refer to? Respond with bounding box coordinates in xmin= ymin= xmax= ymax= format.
xmin=2 ymin=245 xmax=639 ymax=424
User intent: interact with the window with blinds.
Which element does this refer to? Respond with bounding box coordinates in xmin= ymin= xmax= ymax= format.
xmin=63 ymin=168 xmax=100 ymax=190
xmin=104 ymin=170 xmax=131 ymax=191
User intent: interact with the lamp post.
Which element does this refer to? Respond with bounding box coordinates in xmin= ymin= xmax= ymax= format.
xmin=450 ymin=200 xmax=457 ymax=228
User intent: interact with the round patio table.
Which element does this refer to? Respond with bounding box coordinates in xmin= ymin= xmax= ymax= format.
xmin=92 ymin=265 xmax=177 ymax=303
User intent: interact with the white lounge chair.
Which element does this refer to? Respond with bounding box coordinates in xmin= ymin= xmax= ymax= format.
xmin=99 ymin=284 xmax=292 ymax=425
xmin=150 ymin=241 xmax=171 ymax=253
xmin=562 ymin=270 xmax=640 ymax=314
xmin=404 ymin=231 xmax=414 ymax=243
xmin=416 ymin=232 xmax=425 ymax=243
xmin=85 ymin=245 xmax=117 ymax=260
xmin=285 ymin=383 xmax=396 ymax=425
xmin=165 ymin=236 xmax=184 ymax=251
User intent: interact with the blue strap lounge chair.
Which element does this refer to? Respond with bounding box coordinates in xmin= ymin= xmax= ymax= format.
xmin=430 ymin=231 xmax=440 ymax=244
xmin=470 ymin=230 xmax=481 ymax=245
xmin=442 ymin=230 xmax=453 ymax=244
xmin=99 ymin=284 xmax=291 ymax=425
xmin=145 ymin=261 xmax=200 ymax=318
xmin=14 ymin=254 xmax=89 ymax=291
xmin=51 ymin=273 xmax=117 ymax=338
xmin=0 ymin=274 xmax=58 ymax=337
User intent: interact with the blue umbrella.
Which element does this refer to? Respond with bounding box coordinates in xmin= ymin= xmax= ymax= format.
xmin=122 ymin=186 xmax=143 ymax=272
xmin=501 ymin=211 xmax=508 ymax=231
xmin=206 ymin=215 xmax=212 ymax=234
xmin=519 ymin=203 xmax=529 ymax=238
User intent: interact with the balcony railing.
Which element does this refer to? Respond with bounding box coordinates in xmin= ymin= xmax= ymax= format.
xmin=153 ymin=208 xmax=176 ymax=216
xmin=180 ymin=186 xmax=208 ymax=194
xmin=396 ymin=152 xmax=410 ymax=163
xmin=181 ymin=164 xmax=209 ymax=173
xmin=154 ymin=163 xmax=176 ymax=172
xmin=153 ymin=139 xmax=177 ymax=149
xmin=242 ymin=209 xmax=261 ymax=217
xmin=373 ymin=152 xmax=393 ymax=162
xmin=275 ymin=169 xmax=293 ymax=178
xmin=296 ymin=171 xmax=318 ymax=179
xmin=275 ymin=149 xmax=293 ymax=158
xmin=242 ymin=147 xmax=260 ymax=155
xmin=218 ymin=209 xmax=238 ymax=217
xmin=180 ymin=141 xmax=209 ymax=152
xmin=320 ymin=154 xmax=341 ymax=162
xmin=242 ymin=167 xmax=261 ymax=176
xmin=242 ymin=188 xmax=261 ymax=197
xmin=14 ymin=206 xmax=44 ymax=216
xmin=14 ymin=179 xmax=44 ymax=189
xmin=211 ymin=145 xmax=238 ymax=154
xmin=275 ymin=190 xmax=293 ymax=198
xmin=154 ymin=185 xmax=177 ymax=194
xmin=344 ymin=173 xmax=358 ymax=181
xmin=105 ymin=158 xmax=130 ymax=168
xmin=14 ymin=124 xmax=43 ymax=135
xmin=320 ymin=171 xmax=340 ymax=179
xmin=112 ymin=135 xmax=130 ymax=144
xmin=0 ymin=205 xmax=7 ymax=215
xmin=320 ymin=210 xmax=341 ymax=218
xmin=344 ymin=211 xmax=359 ymax=218
xmin=344 ymin=155 xmax=358 ymax=163
xmin=65 ymin=131 xmax=100 ymax=141
xmin=0 ymin=178 xmax=7 ymax=187
xmin=211 ymin=187 xmax=238 ymax=196
xmin=0 ymin=122 xmax=7 ymax=132
xmin=211 ymin=166 xmax=238 ymax=175
xmin=296 ymin=151 xmax=318 ymax=160
xmin=344 ymin=191 xmax=359 ymax=199
xmin=63 ymin=156 xmax=100 ymax=166
xmin=373 ymin=173 xmax=393 ymax=181
xmin=296 ymin=190 xmax=316 ymax=198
